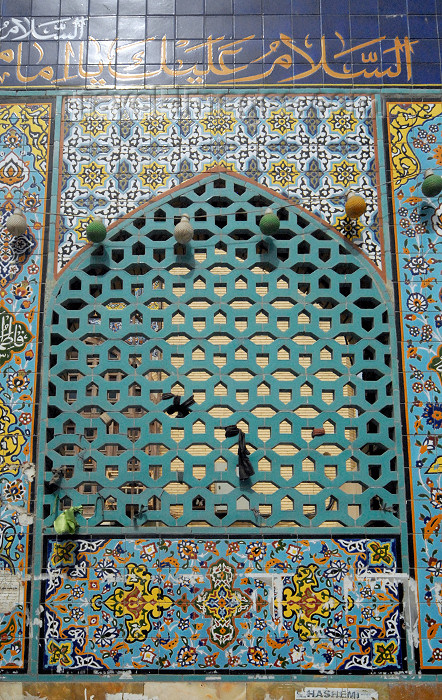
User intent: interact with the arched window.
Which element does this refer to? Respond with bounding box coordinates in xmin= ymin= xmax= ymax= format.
xmin=41 ymin=173 xmax=401 ymax=530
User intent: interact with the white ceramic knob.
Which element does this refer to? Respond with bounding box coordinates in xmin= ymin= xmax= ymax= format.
xmin=6 ymin=208 xmax=27 ymax=236
xmin=174 ymin=213 xmax=193 ymax=244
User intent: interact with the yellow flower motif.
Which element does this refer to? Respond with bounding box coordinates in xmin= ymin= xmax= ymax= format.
xmin=268 ymin=160 xmax=298 ymax=189
xmin=141 ymin=112 xmax=171 ymax=136
xmin=327 ymin=108 xmax=357 ymax=135
xmin=103 ymin=563 xmax=173 ymax=643
xmin=282 ymin=564 xmax=340 ymax=641
xmin=334 ymin=214 xmax=364 ymax=242
xmin=47 ymin=639 xmax=73 ymax=667
xmin=203 ymin=160 xmax=235 ymax=172
xmin=139 ymin=162 xmax=169 ymax=191
xmin=0 ymin=395 xmax=26 ymax=477
xmin=51 ymin=541 xmax=77 ymax=567
xmin=200 ymin=110 xmax=236 ymax=135
xmin=267 ymin=107 xmax=297 ymax=135
xmin=330 ymin=159 xmax=359 ymax=188
xmin=80 ymin=111 xmax=110 ymax=137
xmin=75 ymin=215 xmax=95 ymax=243
xmin=368 ymin=541 xmax=394 ymax=567
xmin=373 ymin=640 xmax=398 ymax=666
xmin=78 ymin=162 xmax=108 ymax=189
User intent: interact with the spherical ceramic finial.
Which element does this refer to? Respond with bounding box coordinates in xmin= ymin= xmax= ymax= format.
xmin=259 ymin=207 xmax=280 ymax=236
xmin=6 ymin=208 xmax=27 ymax=236
xmin=422 ymin=169 xmax=442 ymax=198
xmin=345 ymin=191 xmax=367 ymax=219
xmin=174 ymin=213 xmax=193 ymax=244
xmin=86 ymin=216 xmax=107 ymax=243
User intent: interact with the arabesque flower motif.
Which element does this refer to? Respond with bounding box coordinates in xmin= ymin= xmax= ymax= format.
xmin=373 ymin=639 xmax=399 ymax=667
xmin=247 ymin=645 xmax=269 ymax=666
xmin=430 ymin=488 xmax=442 ymax=509
xmin=141 ymin=112 xmax=171 ymax=136
xmin=330 ymin=159 xmax=359 ymax=187
xmin=0 ymin=394 xmax=26 ymax=476
xmin=102 ymin=562 xmax=173 ymax=643
xmin=432 ymin=203 xmax=442 ymax=236
xmin=200 ymin=109 xmax=236 ymax=135
xmin=50 ymin=541 xmax=77 ymax=567
xmin=11 ymin=279 xmax=31 ymax=300
xmin=282 ymin=564 xmax=339 ymax=641
xmin=192 ymin=558 xmax=251 ymax=649
xmin=368 ymin=541 xmax=394 ymax=567
xmin=80 ymin=111 xmax=110 ymax=137
xmin=2 ymin=479 xmax=25 ymax=502
xmin=246 ymin=542 xmax=267 ymax=562
xmin=423 ymin=401 xmax=442 ymax=430
xmin=404 ymin=256 xmax=430 ymax=275
xmin=327 ymin=108 xmax=357 ymax=135
xmin=139 ymin=162 xmax=169 ymax=191
xmin=407 ymin=292 xmax=428 ymax=313
xmin=267 ymin=108 xmax=297 ymax=134
xmin=6 ymin=370 xmax=30 ymax=393
xmin=177 ymin=539 xmax=198 ymax=560
xmin=78 ymin=162 xmax=108 ymax=189
xmin=177 ymin=645 xmax=197 ymax=667
xmin=47 ymin=639 xmax=73 ymax=667
xmin=268 ymin=160 xmax=298 ymax=188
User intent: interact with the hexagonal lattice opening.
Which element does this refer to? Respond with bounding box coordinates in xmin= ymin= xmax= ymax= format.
xmin=43 ymin=173 xmax=400 ymax=529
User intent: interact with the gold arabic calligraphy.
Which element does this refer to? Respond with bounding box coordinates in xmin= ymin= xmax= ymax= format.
xmin=0 ymin=32 xmax=418 ymax=86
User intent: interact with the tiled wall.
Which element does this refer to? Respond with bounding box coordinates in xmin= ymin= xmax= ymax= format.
xmin=57 ymin=94 xmax=381 ymax=271
xmin=0 ymin=102 xmax=51 ymax=671
xmin=0 ymin=0 xmax=441 ymax=690
xmin=42 ymin=536 xmax=401 ymax=673
xmin=0 ymin=0 xmax=441 ymax=88
xmin=387 ymin=102 xmax=442 ymax=671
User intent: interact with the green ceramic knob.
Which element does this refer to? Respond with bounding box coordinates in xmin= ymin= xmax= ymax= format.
xmin=422 ymin=169 xmax=442 ymax=198
xmin=86 ymin=216 xmax=107 ymax=243
xmin=259 ymin=207 xmax=280 ymax=236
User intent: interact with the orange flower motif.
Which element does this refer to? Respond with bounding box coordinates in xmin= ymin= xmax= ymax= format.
xmin=434 ymin=145 xmax=442 ymax=165
xmin=203 ymin=652 xmax=219 ymax=667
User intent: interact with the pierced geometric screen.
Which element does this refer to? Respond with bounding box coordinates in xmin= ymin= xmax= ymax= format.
xmin=42 ymin=173 xmax=400 ymax=529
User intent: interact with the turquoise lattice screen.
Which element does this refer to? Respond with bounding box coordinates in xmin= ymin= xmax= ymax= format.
xmin=41 ymin=172 xmax=401 ymax=530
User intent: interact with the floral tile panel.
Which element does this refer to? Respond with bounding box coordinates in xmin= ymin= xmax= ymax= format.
xmin=387 ymin=101 xmax=442 ymax=670
xmin=0 ymin=102 xmax=52 ymax=671
xmin=58 ymin=94 xmax=381 ymax=272
xmin=43 ymin=537 xmax=402 ymax=674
